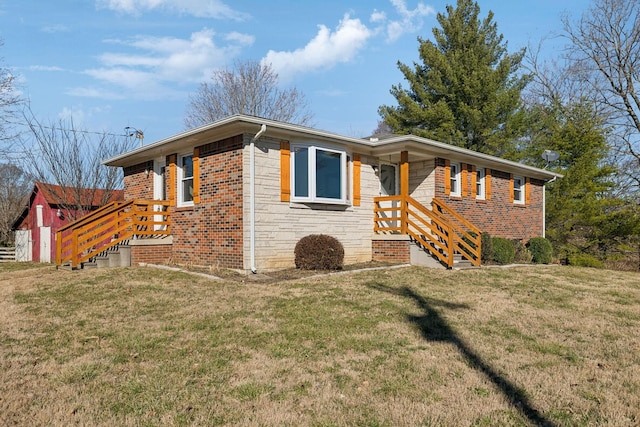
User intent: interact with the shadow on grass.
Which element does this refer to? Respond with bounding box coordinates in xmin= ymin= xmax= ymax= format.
xmin=367 ymin=282 xmax=555 ymax=427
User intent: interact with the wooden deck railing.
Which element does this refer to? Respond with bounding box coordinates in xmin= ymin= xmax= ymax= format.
xmin=374 ymin=195 xmax=481 ymax=268
xmin=56 ymin=199 xmax=171 ymax=269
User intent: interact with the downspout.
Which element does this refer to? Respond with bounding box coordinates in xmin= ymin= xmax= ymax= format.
xmin=542 ymin=176 xmax=557 ymax=238
xmin=250 ymin=124 xmax=267 ymax=274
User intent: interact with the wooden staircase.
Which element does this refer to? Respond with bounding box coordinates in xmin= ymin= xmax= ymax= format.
xmin=374 ymin=196 xmax=481 ymax=269
xmin=56 ymin=199 xmax=171 ymax=269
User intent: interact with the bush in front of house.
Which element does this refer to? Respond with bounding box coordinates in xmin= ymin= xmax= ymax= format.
xmin=526 ymin=237 xmax=553 ymax=264
xmin=480 ymin=232 xmax=493 ymax=263
xmin=512 ymin=239 xmax=533 ymax=264
xmin=294 ymin=234 xmax=344 ymax=270
xmin=492 ymin=237 xmax=515 ymax=265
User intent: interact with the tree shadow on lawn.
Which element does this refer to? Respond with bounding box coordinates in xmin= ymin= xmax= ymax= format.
xmin=367 ymin=282 xmax=555 ymax=427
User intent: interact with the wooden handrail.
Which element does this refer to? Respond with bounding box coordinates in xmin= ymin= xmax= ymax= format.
xmin=431 ymin=197 xmax=481 ymax=266
xmin=374 ymin=195 xmax=481 ymax=268
xmin=56 ymin=199 xmax=171 ymax=269
xmin=432 ymin=197 xmax=481 ymax=236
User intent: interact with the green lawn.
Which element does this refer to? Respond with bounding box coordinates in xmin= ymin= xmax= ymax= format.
xmin=1 ymin=264 xmax=638 ymax=426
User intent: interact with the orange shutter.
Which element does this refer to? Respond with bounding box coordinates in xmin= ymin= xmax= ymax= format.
xmin=444 ymin=159 xmax=451 ymax=195
xmin=400 ymin=151 xmax=409 ymax=197
xmin=280 ymin=141 xmax=290 ymax=202
xmin=509 ymin=173 xmax=515 ymax=203
xmin=486 ymin=169 xmax=492 ymax=200
xmin=525 ymin=177 xmax=531 ymax=205
xmin=193 ymin=147 xmax=200 ymax=204
xmin=353 ymin=154 xmax=361 ymax=206
xmin=461 ymin=163 xmax=468 ymax=197
xmin=471 ymin=165 xmax=477 ymax=198
xmin=168 ymin=154 xmax=177 ymax=207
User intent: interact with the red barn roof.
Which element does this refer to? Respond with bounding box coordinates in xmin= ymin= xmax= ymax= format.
xmin=36 ymin=182 xmax=124 ymax=207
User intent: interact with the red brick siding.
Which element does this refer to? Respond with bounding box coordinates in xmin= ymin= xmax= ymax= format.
xmin=372 ymin=240 xmax=411 ymax=263
xmin=169 ymin=135 xmax=244 ymax=269
xmin=131 ymin=244 xmax=172 ymax=265
xmin=433 ymin=158 xmax=544 ymax=241
xmin=123 ymin=161 xmax=154 ymax=200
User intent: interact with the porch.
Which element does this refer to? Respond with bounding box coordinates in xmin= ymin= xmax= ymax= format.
xmin=371 ymin=150 xmax=481 ymax=268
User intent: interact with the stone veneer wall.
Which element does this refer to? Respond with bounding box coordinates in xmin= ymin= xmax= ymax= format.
xmin=244 ymin=136 xmax=379 ymax=270
xmin=434 ymin=158 xmax=544 ymax=241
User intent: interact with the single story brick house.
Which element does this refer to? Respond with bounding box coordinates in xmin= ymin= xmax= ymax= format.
xmin=12 ymin=182 xmax=123 ymax=263
xmin=84 ymin=114 xmax=561 ymax=272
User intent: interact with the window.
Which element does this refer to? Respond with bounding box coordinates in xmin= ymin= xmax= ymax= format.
xmin=177 ymin=153 xmax=194 ymax=206
xmin=513 ymin=175 xmax=525 ymax=204
xmin=291 ymin=144 xmax=347 ymax=204
xmin=449 ymin=162 xmax=461 ymax=197
xmin=476 ymin=167 xmax=486 ymax=200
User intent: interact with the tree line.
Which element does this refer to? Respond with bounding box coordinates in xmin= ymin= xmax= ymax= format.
xmin=377 ymin=0 xmax=639 ymax=270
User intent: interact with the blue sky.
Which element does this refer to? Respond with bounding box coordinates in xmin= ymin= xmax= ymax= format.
xmin=0 ymin=0 xmax=591 ymax=145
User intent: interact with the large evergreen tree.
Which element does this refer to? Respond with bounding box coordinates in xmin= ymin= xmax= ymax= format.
xmin=379 ymin=0 xmax=529 ymax=157
xmin=522 ymin=99 xmax=618 ymax=265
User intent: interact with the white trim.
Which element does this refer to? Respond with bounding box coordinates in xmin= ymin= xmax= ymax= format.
xmin=177 ymin=152 xmax=194 ymax=207
xmin=513 ymin=175 xmax=525 ymax=205
xmin=449 ymin=162 xmax=461 ymax=197
xmin=476 ymin=167 xmax=486 ymax=200
xmin=290 ymin=143 xmax=348 ymax=205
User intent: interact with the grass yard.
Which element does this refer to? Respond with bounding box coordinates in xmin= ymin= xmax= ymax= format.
xmin=0 ymin=263 xmax=639 ymax=426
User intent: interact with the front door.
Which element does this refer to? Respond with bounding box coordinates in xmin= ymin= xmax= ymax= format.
xmin=379 ymin=163 xmax=399 ymax=231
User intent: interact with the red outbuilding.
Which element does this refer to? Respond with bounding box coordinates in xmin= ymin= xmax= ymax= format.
xmin=11 ymin=182 xmax=123 ymax=263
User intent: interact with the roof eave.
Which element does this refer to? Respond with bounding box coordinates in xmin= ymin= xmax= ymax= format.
xmin=103 ymin=115 xmax=562 ymax=180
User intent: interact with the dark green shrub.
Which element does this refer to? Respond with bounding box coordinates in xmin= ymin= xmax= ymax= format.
xmin=527 ymin=237 xmax=553 ymax=264
xmin=567 ymin=252 xmax=603 ymax=268
xmin=512 ymin=239 xmax=533 ymax=263
xmin=480 ymin=232 xmax=493 ymax=263
xmin=294 ymin=234 xmax=344 ymax=270
xmin=461 ymin=231 xmax=478 ymax=260
xmin=492 ymin=237 xmax=515 ymax=265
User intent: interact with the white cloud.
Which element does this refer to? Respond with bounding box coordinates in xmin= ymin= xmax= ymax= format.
xmin=95 ymin=0 xmax=249 ymax=20
xmin=41 ymin=24 xmax=70 ymax=33
xmin=74 ymin=28 xmax=245 ymax=100
xmin=29 ymin=65 xmax=65 ymax=72
xmin=225 ymin=31 xmax=255 ymax=46
xmin=370 ymin=10 xmax=386 ymax=23
xmin=262 ymin=14 xmax=372 ymax=81
xmin=381 ymin=0 xmax=435 ymax=42
xmin=56 ymin=105 xmax=114 ymax=127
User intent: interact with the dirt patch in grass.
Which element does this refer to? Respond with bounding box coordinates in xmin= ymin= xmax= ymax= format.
xmin=1 ymin=265 xmax=639 ymax=426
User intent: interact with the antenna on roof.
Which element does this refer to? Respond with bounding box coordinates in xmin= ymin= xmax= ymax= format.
xmin=542 ymin=150 xmax=559 ymax=168
xmin=125 ymin=127 xmax=144 ymax=147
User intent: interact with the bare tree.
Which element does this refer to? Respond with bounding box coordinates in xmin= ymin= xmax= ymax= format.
xmin=0 ymin=163 xmax=30 ymax=246
xmin=21 ymin=109 xmax=136 ymax=220
xmin=563 ymin=0 xmax=640 ymax=195
xmin=184 ymin=60 xmax=313 ymax=129
xmin=0 ymin=39 xmax=22 ymax=155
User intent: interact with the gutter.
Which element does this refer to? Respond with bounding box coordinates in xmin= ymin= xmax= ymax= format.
xmin=250 ymin=124 xmax=267 ymax=274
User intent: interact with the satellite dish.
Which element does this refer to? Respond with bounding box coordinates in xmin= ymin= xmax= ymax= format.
xmin=542 ymin=150 xmax=560 ymax=163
